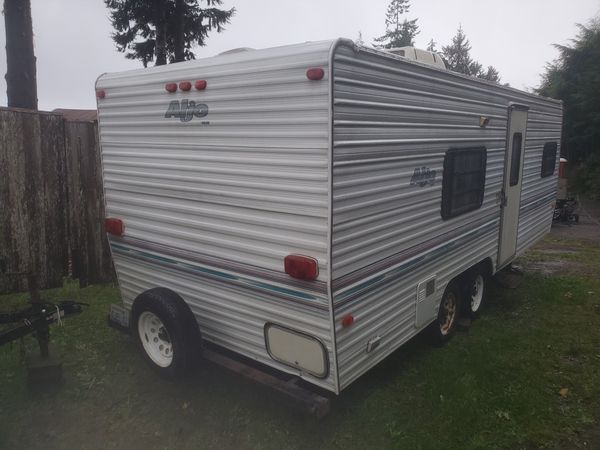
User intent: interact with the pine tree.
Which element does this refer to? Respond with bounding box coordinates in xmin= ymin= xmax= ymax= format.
xmin=374 ymin=0 xmax=419 ymax=48
xmin=426 ymin=38 xmax=437 ymax=52
xmin=442 ymin=25 xmax=475 ymax=75
xmin=3 ymin=0 xmax=38 ymax=109
xmin=481 ymin=66 xmax=501 ymax=82
xmin=105 ymin=0 xmax=235 ymax=67
xmin=442 ymin=25 xmax=501 ymax=82
xmin=537 ymin=18 xmax=600 ymax=197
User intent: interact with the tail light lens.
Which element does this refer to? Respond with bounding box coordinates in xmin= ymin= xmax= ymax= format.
xmin=284 ymin=255 xmax=319 ymax=281
xmin=165 ymin=83 xmax=178 ymax=93
xmin=105 ymin=218 xmax=124 ymax=237
xmin=195 ymin=79 xmax=207 ymax=90
xmin=306 ymin=68 xmax=325 ymax=81
xmin=179 ymin=81 xmax=192 ymax=91
xmin=96 ymin=90 xmax=106 ymax=99
xmin=341 ymin=314 xmax=355 ymax=327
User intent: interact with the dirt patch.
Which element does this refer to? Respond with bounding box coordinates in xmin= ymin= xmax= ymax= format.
xmin=536 ymin=248 xmax=579 ymax=255
xmin=551 ymin=198 xmax=600 ymax=242
xmin=525 ymin=259 xmax=572 ymax=276
xmin=545 ymin=418 xmax=600 ymax=449
xmin=523 ymin=255 xmax=598 ymax=277
xmin=521 ymin=199 xmax=600 ymax=277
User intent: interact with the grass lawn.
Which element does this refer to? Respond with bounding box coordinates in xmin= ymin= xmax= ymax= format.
xmin=1 ymin=233 xmax=599 ymax=450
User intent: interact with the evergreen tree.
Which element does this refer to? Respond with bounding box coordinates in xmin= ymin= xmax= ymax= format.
xmin=442 ymin=25 xmax=500 ymax=82
xmin=426 ymin=38 xmax=437 ymax=52
xmin=537 ymin=18 xmax=600 ymax=197
xmin=374 ymin=0 xmax=419 ymax=48
xmin=105 ymin=0 xmax=235 ymax=67
xmin=481 ymin=65 xmax=500 ymax=82
xmin=442 ymin=25 xmax=476 ymax=75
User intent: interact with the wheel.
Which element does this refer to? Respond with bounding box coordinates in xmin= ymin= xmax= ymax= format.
xmin=429 ymin=281 xmax=461 ymax=344
xmin=131 ymin=288 xmax=200 ymax=378
xmin=465 ymin=270 xmax=486 ymax=317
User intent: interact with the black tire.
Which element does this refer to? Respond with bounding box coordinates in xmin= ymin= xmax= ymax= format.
xmin=429 ymin=281 xmax=461 ymax=345
xmin=463 ymin=268 xmax=487 ymax=318
xmin=131 ymin=288 xmax=200 ymax=378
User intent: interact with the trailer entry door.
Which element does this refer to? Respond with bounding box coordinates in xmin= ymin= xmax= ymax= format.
xmin=498 ymin=104 xmax=529 ymax=268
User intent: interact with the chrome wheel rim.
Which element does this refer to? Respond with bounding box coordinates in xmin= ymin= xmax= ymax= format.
xmin=440 ymin=292 xmax=457 ymax=335
xmin=138 ymin=311 xmax=173 ymax=368
xmin=470 ymin=275 xmax=484 ymax=313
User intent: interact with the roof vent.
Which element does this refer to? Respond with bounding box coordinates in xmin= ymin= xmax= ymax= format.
xmin=387 ymin=46 xmax=446 ymax=69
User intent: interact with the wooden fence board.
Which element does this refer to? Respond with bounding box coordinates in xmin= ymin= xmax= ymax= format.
xmin=0 ymin=108 xmax=113 ymax=294
xmin=65 ymin=121 xmax=114 ymax=286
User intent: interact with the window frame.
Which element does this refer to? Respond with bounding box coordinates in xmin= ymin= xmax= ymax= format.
xmin=441 ymin=146 xmax=488 ymax=220
xmin=541 ymin=142 xmax=558 ymax=178
xmin=509 ymin=132 xmax=523 ymax=187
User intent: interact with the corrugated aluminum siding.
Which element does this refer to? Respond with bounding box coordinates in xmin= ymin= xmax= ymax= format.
xmin=331 ymin=42 xmax=562 ymax=390
xmin=96 ymin=41 xmax=337 ymax=391
xmin=516 ymin=105 xmax=562 ymax=254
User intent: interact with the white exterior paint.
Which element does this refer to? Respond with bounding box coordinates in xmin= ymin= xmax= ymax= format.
xmin=97 ymin=39 xmax=562 ymax=394
xmin=499 ymin=105 xmax=529 ymax=267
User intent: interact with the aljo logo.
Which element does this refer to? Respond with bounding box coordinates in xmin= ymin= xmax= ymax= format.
xmin=164 ymin=99 xmax=209 ymax=122
xmin=410 ymin=166 xmax=437 ymax=187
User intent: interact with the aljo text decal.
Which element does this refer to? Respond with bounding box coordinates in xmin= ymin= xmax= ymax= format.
xmin=165 ymin=100 xmax=209 ymax=123
xmin=410 ymin=167 xmax=437 ymax=187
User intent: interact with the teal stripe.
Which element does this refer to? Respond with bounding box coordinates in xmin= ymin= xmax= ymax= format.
xmin=111 ymin=243 xmax=317 ymax=302
xmin=335 ymin=221 xmax=497 ymax=305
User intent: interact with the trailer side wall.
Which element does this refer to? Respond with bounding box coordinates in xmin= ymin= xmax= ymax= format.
xmin=331 ymin=43 xmax=562 ymax=390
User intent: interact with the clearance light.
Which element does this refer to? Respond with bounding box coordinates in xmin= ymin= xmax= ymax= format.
xmin=306 ymin=68 xmax=324 ymax=81
xmin=165 ymin=83 xmax=178 ymax=93
xmin=195 ymin=79 xmax=207 ymax=90
xmin=179 ymin=81 xmax=192 ymax=91
xmin=284 ymin=255 xmax=318 ymax=281
xmin=96 ymin=90 xmax=106 ymax=99
xmin=341 ymin=315 xmax=354 ymax=328
xmin=104 ymin=218 xmax=124 ymax=237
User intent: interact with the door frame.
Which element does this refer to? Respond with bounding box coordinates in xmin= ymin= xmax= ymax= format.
xmin=497 ymin=103 xmax=529 ymax=269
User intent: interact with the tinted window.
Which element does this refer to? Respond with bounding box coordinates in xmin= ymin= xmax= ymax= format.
xmin=509 ymin=133 xmax=523 ymax=187
xmin=541 ymin=142 xmax=558 ymax=177
xmin=441 ymin=147 xmax=487 ymax=220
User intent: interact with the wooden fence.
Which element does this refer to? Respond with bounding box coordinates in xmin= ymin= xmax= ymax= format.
xmin=0 ymin=107 xmax=113 ymax=294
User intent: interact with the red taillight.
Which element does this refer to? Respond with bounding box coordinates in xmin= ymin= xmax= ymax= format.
xmin=96 ymin=90 xmax=106 ymax=99
xmin=341 ymin=314 xmax=354 ymax=328
xmin=306 ymin=68 xmax=324 ymax=81
xmin=165 ymin=83 xmax=178 ymax=93
xmin=179 ymin=81 xmax=192 ymax=91
xmin=195 ymin=79 xmax=207 ymax=90
xmin=105 ymin=218 xmax=124 ymax=237
xmin=284 ymin=254 xmax=319 ymax=281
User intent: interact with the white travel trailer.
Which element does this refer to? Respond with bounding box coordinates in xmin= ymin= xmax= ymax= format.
xmin=96 ymin=39 xmax=562 ymax=395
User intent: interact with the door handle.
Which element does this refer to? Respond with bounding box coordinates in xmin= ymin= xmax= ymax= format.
xmin=497 ymin=190 xmax=507 ymax=207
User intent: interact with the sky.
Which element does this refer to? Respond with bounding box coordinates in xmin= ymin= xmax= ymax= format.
xmin=0 ymin=0 xmax=598 ymax=111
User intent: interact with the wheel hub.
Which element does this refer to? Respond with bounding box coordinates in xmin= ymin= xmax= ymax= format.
xmin=470 ymin=275 xmax=484 ymax=312
xmin=138 ymin=311 xmax=173 ymax=368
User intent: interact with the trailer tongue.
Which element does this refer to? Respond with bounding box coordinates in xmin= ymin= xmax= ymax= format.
xmin=0 ymin=282 xmax=85 ymax=384
xmin=0 ymin=300 xmax=85 ymax=349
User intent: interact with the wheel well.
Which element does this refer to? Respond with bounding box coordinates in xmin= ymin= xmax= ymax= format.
xmin=445 ymin=258 xmax=493 ymax=296
xmin=132 ymin=287 xmax=200 ymax=339
xmin=477 ymin=258 xmax=494 ymax=277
